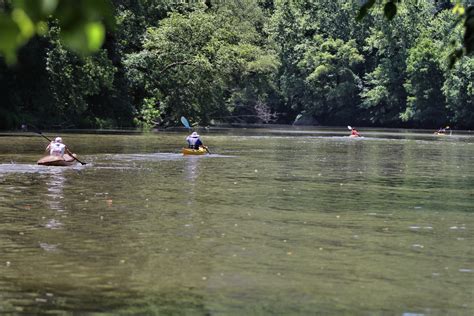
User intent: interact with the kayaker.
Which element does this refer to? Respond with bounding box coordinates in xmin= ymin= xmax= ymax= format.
xmin=350 ymin=127 xmax=361 ymax=137
xmin=186 ymin=132 xmax=203 ymax=149
xmin=46 ymin=137 xmax=67 ymax=157
xmin=436 ymin=126 xmax=450 ymax=134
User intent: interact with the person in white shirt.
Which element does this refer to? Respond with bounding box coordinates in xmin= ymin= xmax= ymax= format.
xmin=186 ymin=132 xmax=203 ymax=149
xmin=46 ymin=137 xmax=67 ymax=156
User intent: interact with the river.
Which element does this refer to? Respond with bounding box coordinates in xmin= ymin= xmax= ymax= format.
xmin=0 ymin=127 xmax=473 ymax=314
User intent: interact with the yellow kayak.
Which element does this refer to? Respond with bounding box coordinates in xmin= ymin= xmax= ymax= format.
xmin=182 ymin=147 xmax=208 ymax=155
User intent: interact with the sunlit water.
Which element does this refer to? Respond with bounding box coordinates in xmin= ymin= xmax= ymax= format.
xmin=0 ymin=128 xmax=473 ymax=315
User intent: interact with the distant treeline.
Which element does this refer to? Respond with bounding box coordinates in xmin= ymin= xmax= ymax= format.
xmin=1 ymin=0 xmax=473 ymax=130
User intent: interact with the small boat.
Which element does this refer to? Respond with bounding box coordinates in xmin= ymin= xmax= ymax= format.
xmin=182 ymin=147 xmax=209 ymax=155
xmin=37 ymin=154 xmax=78 ymax=166
xmin=349 ymin=134 xmax=360 ymax=138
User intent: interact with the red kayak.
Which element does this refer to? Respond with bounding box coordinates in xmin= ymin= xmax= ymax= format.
xmin=37 ymin=154 xmax=78 ymax=166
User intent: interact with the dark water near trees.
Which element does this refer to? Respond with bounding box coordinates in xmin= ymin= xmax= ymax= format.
xmin=0 ymin=128 xmax=473 ymax=315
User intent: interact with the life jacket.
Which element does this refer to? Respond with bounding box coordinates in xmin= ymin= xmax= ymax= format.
xmin=50 ymin=143 xmax=66 ymax=156
xmin=187 ymin=137 xmax=203 ymax=149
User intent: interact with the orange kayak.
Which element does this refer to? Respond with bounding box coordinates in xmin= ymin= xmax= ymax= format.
xmin=37 ymin=154 xmax=78 ymax=166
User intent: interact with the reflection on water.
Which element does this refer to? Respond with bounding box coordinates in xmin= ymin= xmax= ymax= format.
xmin=0 ymin=130 xmax=473 ymax=314
xmin=40 ymin=170 xmax=67 ymax=255
xmin=184 ymin=156 xmax=201 ymax=184
xmin=45 ymin=169 xmax=66 ymax=212
xmin=38 ymin=242 xmax=59 ymax=252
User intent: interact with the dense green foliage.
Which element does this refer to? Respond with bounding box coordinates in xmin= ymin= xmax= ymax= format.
xmin=1 ymin=0 xmax=473 ymax=130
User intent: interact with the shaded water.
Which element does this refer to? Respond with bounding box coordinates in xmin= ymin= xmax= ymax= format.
xmin=0 ymin=128 xmax=473 ymax=315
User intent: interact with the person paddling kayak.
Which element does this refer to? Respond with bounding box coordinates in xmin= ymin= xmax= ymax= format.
xmin=46 ymin=137 xmax=68 ymax=157
xmin=435 ymin=126 xmax=450 ymax=135
xmin=350 ymin=127 xmax=361 ymax=137
xmin=186 ymin=132 xmax=203 ymax=149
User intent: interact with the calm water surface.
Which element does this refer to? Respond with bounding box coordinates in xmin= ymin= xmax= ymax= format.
xmin=0 ymin=128 xmax=473 ymax=315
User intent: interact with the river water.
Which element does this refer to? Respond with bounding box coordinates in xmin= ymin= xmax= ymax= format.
xmin=0 ymin=128 xmax=472 ymax=315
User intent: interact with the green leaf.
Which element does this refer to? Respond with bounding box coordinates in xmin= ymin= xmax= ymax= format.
xmin=0 ymin=13 xmax=21 ymax=64
xmin=60 ymin=26 xmax=88 ymax=54
xmin=11 ymin=8 xmax=35 ymax=39
xmin=59 ymin=22 xmax=105 ymax=54
xmin=85 ymin=22 xmax=105 ymax=51
xmin=384 ymin=2 xmax=397 ymax=20
xmin=12 ymin=0 xmax=58 ymax=22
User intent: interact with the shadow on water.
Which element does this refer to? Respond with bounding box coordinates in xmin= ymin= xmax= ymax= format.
xmin=3 ymin=284 xmax=210 ymax=315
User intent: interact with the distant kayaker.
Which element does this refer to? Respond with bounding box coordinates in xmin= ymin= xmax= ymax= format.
xmin=46 ymin=137 xmax=67 ymax=157
xmin=186 ymin=132 xmax=203 ymax=149
xmin=436 ymin=126 xmax=450 ymax=134
xmin=350 ymin=127 xmax=361 ymax=137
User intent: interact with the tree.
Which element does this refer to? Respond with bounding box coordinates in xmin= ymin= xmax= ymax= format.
xmin=45 ymin=26 xmax=116 ymax=127
xmin=124 ymin=3 xmax=279 ymax=126
xmin=443 ymin=57 xmax=474 ymax=127
xmin=357 ymin=0 xmax=474 ymax=67
xmin=269 ymin=0 xmax=366 ymax=124
xmin=402 ymin=38 xmax=447 ymax=127
xmin=297 ymin=35 xmax=364 ymax=124
xmin=360 ymin=1 xmax=433 ymax=126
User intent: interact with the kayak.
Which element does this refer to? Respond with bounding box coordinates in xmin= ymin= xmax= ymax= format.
xmin=349 ymin=134 xmax=360 ymax=138
xmin=37 ymin=154 xmax=78 ymax=166
xmin=182 ymin=147 xmax=208 ymax=155
xmin=37 ymin=154 xmax=77 ymax=166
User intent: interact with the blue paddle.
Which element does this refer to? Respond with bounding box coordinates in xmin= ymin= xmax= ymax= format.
xmin=180 ymin=116 xmax=190 ymax=129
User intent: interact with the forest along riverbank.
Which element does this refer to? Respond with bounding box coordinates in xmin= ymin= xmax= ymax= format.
xmin=2 ymin=1 xmax=473 ymax=131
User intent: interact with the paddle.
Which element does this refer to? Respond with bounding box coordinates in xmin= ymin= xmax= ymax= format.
xmin=180 ymin=116 xmax=190 ymax=129
xmin=347 ymin=125 xmax=352 ymax=130
xmin=27 ymin=125 xmax=87 ymax=165
xmin=203 ymin=145 xmax=212 ymax=155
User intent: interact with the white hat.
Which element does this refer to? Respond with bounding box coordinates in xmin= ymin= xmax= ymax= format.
xmin=55 ymin=137 xmax=62 ymax=143
xmin=190 ymin=132 xmax=199 ymax=138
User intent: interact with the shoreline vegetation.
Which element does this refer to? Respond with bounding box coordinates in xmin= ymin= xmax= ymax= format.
xmin=1 ymin=0 xmax=473 ymax=131
xmin=2 ymin=125 xmax=472 ymax=137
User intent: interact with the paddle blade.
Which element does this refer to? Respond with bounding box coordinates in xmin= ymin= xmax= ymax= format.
xmin=347 ymin=125 xmax=352 ymax=130
xmin=181 ymin=116 xmax=190 ymax=128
